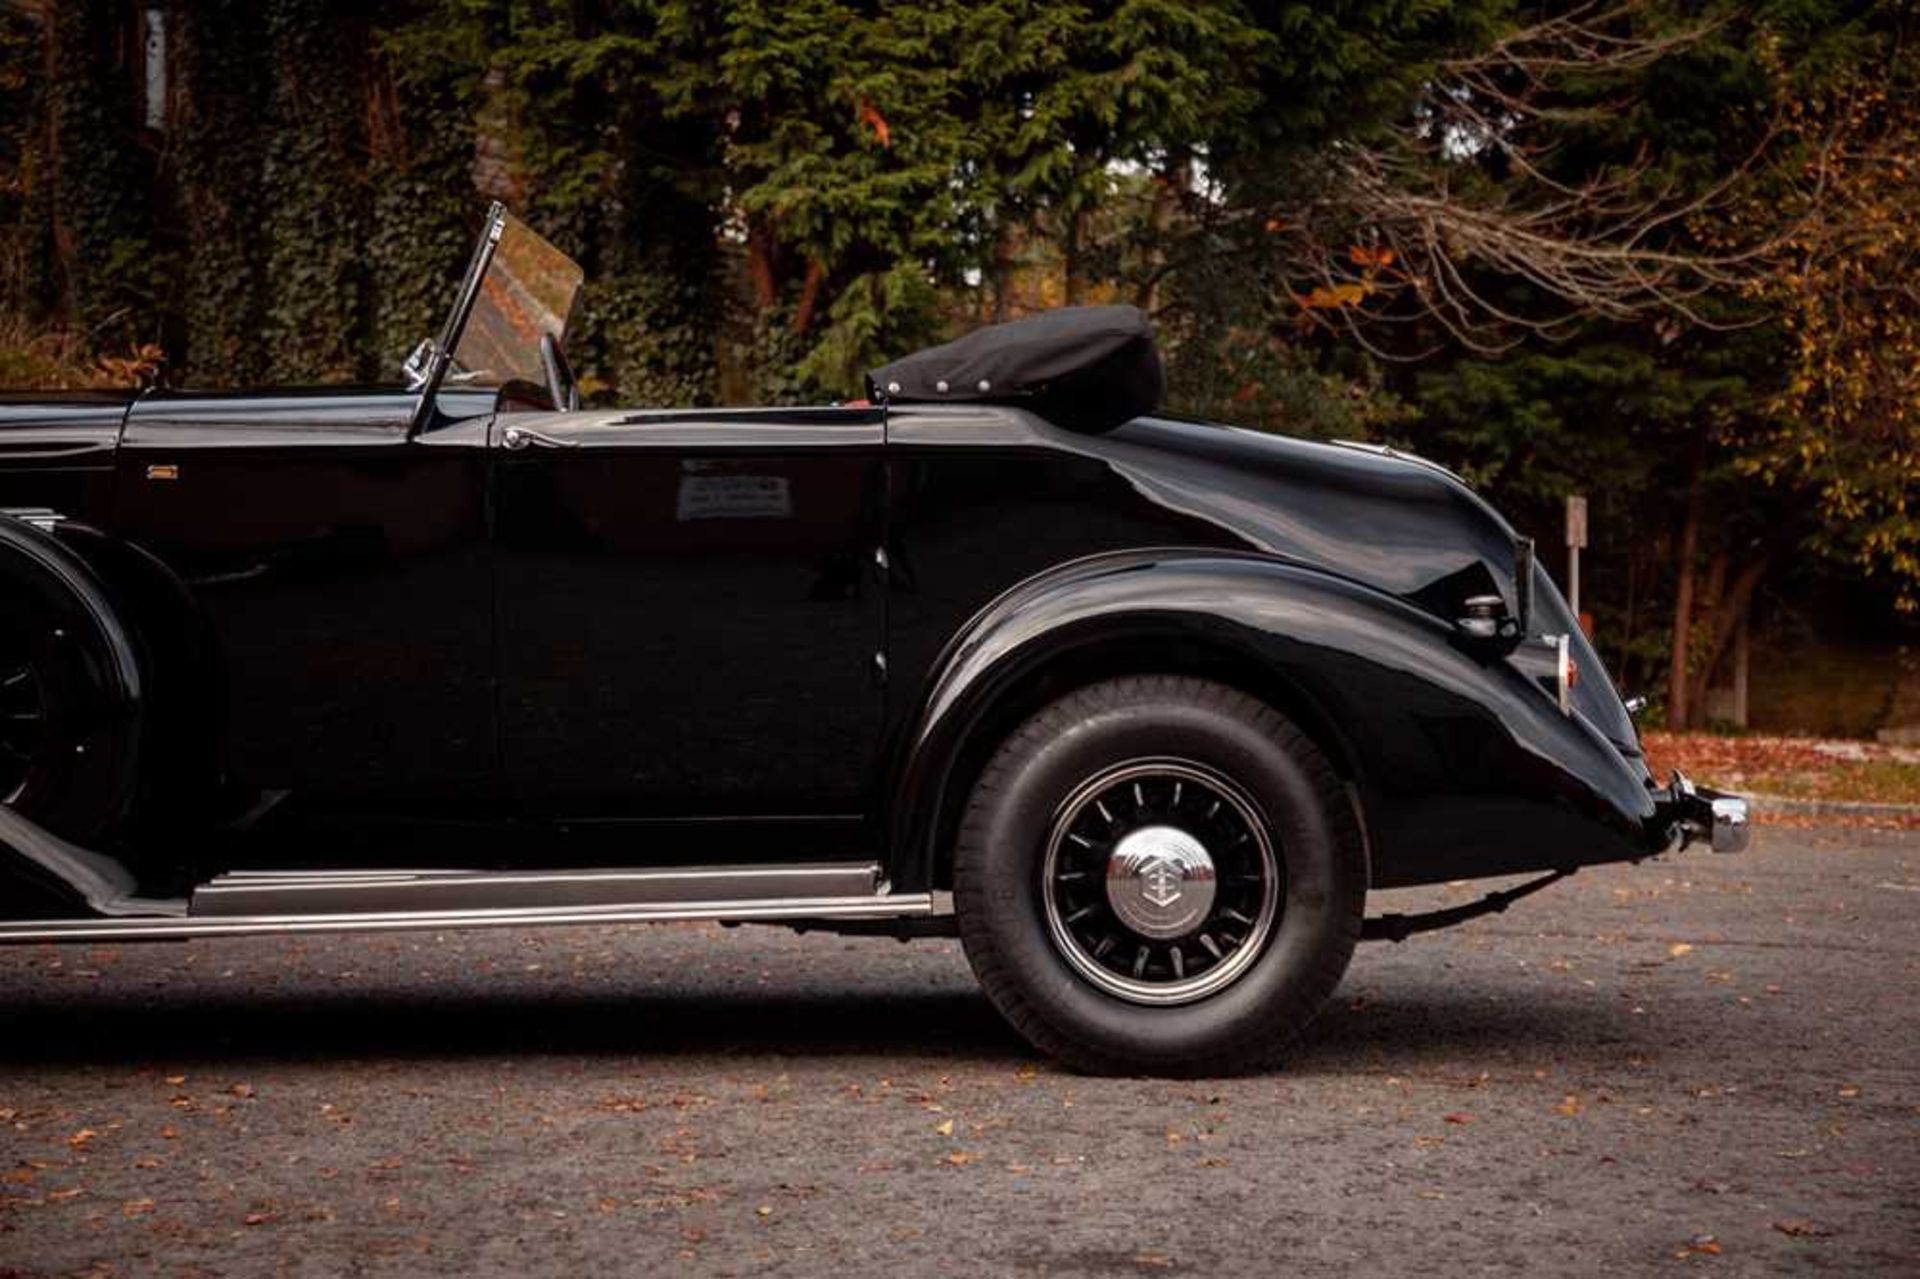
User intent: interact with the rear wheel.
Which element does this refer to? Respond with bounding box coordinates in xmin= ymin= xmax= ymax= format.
xmin=954 ymin=676 xmax=1365 ymax=1075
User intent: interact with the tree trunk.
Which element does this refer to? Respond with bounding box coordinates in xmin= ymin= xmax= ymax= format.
xmin=1063 ymin=206 xmax=1087 ymax=306
xmin=1685 ymin=555 xmax=1769 ymax=722
xmin=1669 ymin=460 xmax=1704 ymax=729
xmin=746 ymin=215 xmax=777 ymax=310
xmin=991 ymin=221 xmax=1016 ymax=322
xmin=1135 ymin=155 xmax=1187 ymax=312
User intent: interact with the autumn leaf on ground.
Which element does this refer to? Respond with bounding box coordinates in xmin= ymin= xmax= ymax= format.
xmin=67 ymin=1128 xmax=97 ymax=1149
xmin=1669 ymin=943 xmax=1695 ymax=958
xmin=932 ymin=1119 xmax=954 ymax=1137
xmin=1444 ymin=1112 xmax=1472 ymax=1125
xmin=243 ymin=1211 xmax=276 ymax=1226
xmin=1555 ymin=1094 xmax=1582 ymax=1117
xmin=944 ymin=1151 xmax=978 ymax=1167
xmin=228 ymin=1084 xmax=256 ymax=1100
xmin=1772 ymin=1219 xmax=1835 ymax=1238
xmin=1673 ymin=1235 xmax=1722 ymax=1258
xmin=123 ymin=1198 xmax=156 ymax=1217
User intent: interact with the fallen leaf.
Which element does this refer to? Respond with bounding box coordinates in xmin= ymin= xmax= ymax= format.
xmin=944 ymin=1151 xmax=978 ymax=1167
xmin=1443 ymin=1112 xmax=1472 ymax=1125
xmin=1669 ymin=943 xmax=1695 ymax=958
xmin=1673 ymin=1235 xmax=1722 ymax=1259
xmin=1772 ymin=1219 xmax=1834 ymax=1238
xmin=228 ymin=1084 xmax=256 ymax=1100
xmin=1837 ymin=1086 xmax=1860 ymax=1099
xmin=1555 ymin=1095 xmax=1582 ymax=1117
xmin=1133 ymin=1253 xmax=1174 ymax=1269
xmin=123 ymin=1198 xmax=156 ymax=1217
xmin=67 ymin=1128 xmax=97 ymax=1149
xmin=755 ymin=1204 xmax=773 ymax=1218
xmin=163 ymin=1076 xmax=186 ymax=1086
xmin=159 ymin=1126 xmax=178 ymax=1140
xmin=932 ymin=1119 xmax=954 ymax=1137
xmin=3 ymin=1167 xmax=35 ymax=1185
xmin=243 ymin=1211 xmax=275 ymax=1226
xmin=47 ymin=1187 xmax=83 ymax=1202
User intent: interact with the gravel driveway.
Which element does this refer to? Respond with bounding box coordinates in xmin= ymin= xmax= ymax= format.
xmin=1 ymin=826 xmax=1915 ymax=1275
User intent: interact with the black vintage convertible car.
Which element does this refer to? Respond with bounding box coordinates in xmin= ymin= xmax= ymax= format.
xmin=0 ymin=204 xmax=1745 ymax=1073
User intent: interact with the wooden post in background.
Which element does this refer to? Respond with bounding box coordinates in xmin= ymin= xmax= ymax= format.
xmin=1566 ymin=495 xmax=1589 ymax=633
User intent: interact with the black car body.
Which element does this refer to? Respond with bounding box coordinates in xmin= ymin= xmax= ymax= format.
xmin=0 ymin=206 xmax=1745 ymax=1072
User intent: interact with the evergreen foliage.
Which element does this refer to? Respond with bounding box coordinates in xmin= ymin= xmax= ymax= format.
xmin=0 ymin=0 xmax=1912 ymax=716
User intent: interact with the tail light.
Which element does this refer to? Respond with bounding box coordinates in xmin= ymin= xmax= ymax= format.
xmin=1514 ymin=634 xmax=1578 ymax=716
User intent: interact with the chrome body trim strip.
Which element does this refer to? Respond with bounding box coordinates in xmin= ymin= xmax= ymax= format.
xmin=0 ymin=892 xmax=935 ymax=944
xmin=191 ymin=862 xmax=884 ymax=917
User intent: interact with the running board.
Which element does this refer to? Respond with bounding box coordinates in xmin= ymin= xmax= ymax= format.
xmin=0 ymin=862 xmax=935 ymax=944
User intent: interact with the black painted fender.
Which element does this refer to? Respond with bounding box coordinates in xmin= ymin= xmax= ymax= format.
xmin=887 ymin=549 xmax=1661 ymax=893
xmin=0 ymin=513 xmax=145 ymax=841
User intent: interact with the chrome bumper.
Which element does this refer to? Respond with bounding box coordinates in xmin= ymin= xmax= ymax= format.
xmin=1662 ymin=770 xmax=1751 ymax=853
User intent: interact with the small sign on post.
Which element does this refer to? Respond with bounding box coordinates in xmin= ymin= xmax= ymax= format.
xmin=1565 ymin=495 xmax=1588 ymax=621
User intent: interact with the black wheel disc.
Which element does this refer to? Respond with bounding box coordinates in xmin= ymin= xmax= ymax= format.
xmin=1041 ymin=758 xmax=1281 ymax=1005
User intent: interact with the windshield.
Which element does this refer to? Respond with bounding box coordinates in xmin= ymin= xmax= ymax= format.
xmin=449 ymin=212 xmax=583 ymax=388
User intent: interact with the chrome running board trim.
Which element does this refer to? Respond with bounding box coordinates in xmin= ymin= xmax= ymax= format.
xmin=191 ymin=862 xmax=884 ymax=917
xmin=0 ymin=891 xmax=934 ymax=944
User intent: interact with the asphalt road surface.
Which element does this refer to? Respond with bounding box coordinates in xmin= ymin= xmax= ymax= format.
xmin=1 ymin=826 xmax=1915 ymax=1276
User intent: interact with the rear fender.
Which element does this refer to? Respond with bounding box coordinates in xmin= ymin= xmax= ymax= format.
xmin=887 ymin=550 xmax=1659 ymax=892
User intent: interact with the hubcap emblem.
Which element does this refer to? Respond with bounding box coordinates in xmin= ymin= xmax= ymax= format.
xmin=1106 ymin=826 xmax=1215 ymax=940
xmin=1139 ymin=857 xmax=1183 ymax=908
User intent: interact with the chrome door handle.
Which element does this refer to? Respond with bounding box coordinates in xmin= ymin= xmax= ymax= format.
xmin=502 ymin=425 xmax=579 ymax=451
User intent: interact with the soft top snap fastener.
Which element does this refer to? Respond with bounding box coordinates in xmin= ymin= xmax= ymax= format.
xmin=977 ymin=379 xmax=992 ymax=392
xmin=935 ymin=379 xmax=948 ymax=393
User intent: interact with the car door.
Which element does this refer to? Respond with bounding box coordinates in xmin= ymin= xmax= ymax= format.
xmin=112 ymin=389 xmax=498 ymax=810
xmin=490 ymin=406 xmax=888 ymax=856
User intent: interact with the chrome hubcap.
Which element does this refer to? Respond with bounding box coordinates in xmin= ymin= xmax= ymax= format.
xmin=1106 ymin=826 xmax=1215 ymax=939
xmin=1043 ymin=759 xmax=1280 ymax=1005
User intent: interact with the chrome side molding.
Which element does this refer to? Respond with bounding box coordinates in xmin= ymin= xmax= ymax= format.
xmin=0 ymin=890 xmax=934 ymax=945
xmin=192 ymin=862 xmax=884 ymax=917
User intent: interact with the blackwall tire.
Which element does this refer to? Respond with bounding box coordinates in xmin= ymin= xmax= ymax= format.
xmin=0 ymin=582 xmax=136 ymax=842
xmin=953 ymin=676 xmax=1365 ymax=1076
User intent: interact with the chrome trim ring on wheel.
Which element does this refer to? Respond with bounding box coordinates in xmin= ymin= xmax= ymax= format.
xmin=1042 ymin=758 xmax=1280 ymax=1005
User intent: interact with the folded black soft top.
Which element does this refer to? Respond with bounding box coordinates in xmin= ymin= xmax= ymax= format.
xmin=866 ymin=305 xmax=1165 ymax=433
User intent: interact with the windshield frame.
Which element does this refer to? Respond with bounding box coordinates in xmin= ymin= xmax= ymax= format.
xmin=408 ymin=203 xmax=583 ymax=435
